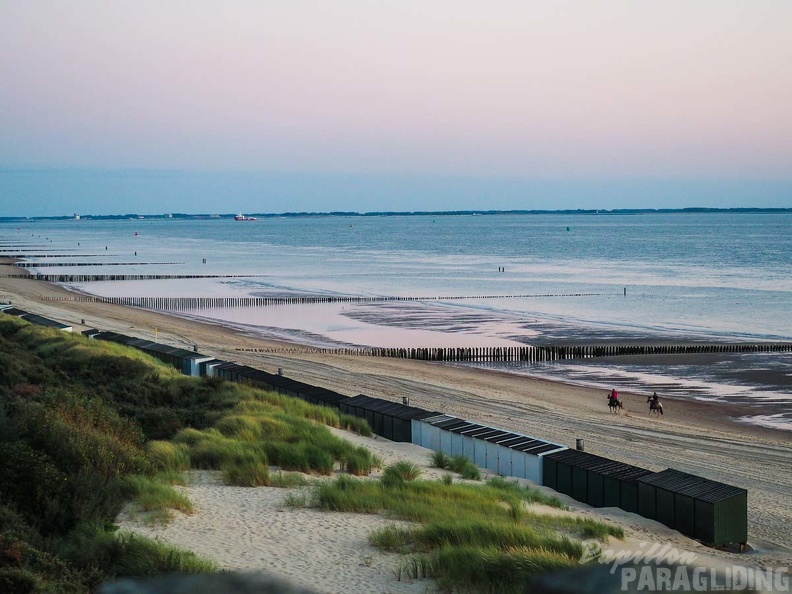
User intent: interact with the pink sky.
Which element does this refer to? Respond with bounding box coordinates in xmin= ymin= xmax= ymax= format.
xmin=1 ymin=1 xmax=791 ymax=182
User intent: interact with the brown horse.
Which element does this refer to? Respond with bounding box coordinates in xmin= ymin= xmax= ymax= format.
xmin=607 ymin=393 xmax=623 ymax=413
xmin=647 ymin=396 xmax=664 ymax=415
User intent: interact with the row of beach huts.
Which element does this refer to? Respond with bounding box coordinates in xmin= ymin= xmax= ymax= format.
xmin=0 ymin=307 xmax=748 ymax=548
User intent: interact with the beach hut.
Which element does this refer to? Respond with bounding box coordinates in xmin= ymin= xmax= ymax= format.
xmin=213 ymin=361 xmax=247 ymax=381
xmin=411 ymin=414 xmax=451 ymax=451
xmin=636 ymin=469 xmax=747 ymax=546
xmin=18 ymin=312 xmax=73 ymax=332
xmin=433 ymin=418 xmax=473 ymax=455
xmin=338 ymin=395 xmax=437 ymax=442
xmin=542 ymin=450 xmax=654 ymax=511
xmin=481 ymin=430 xmax=513 ymax=473
xmin=199 ymin=358 xmax=223 ymax=376
xmin=505 ymin=438 xmax=566 ymax=483
xmin=441 ymin=420 xmax=480 ymax=457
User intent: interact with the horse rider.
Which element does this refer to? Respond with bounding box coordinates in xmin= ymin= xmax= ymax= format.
xmin=608 ymin=389 xmax=619 ymax=406
xmin=650 ymin=391 xmax=659 ymax=406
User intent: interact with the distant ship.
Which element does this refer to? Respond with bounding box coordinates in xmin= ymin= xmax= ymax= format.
xmin=234 ymin=213 xmax=257 ymax=221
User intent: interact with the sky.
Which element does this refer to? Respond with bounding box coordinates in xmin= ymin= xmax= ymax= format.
xmin=1 ymin=0 xmax=791 ymax=216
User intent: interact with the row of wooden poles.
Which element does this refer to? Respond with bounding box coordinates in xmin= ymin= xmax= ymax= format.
xmin=1 ymin=254 xmax=110 ymax=258
xmin=40 ymin=292 xmax=607 ymax=306
xmin=1 ymin=274 xmax=270 ymax=281
xmin=236 ymin=343 xmax=792 ymax=362
xmin=14 ymin=262 xmax=182 ymax=267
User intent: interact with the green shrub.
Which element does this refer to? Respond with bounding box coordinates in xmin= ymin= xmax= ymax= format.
xmin=314 ymin=476 xmax=383 ymax=513
xmin=344 ymin=448 xmax=379 ymax=476
xmin=339 ymin=414 xmax=372 ymax=436
xmin=120 ymin=475 xmax=193 ymax=520
xmin=221 ymin=456 xmax=270 ymax=487
xmin=268 ymin=471 xmax=311 ymax=488
xmin=369 ymin=525 xmax=414 ymax=553
xmin=283 ymin=491 xmax=308 ymax=508
xmin=382 ymin=460 xmax=422 ymax=487
xmin=215 ymin=415 xmax=263 ymax=441
xmin=431 ymin=451 xmax=452 ymax=469
xmin=523 ymin=487 xmax=567 ymax=509
xmin=420 ymin=545 xmax=577 ymax=593
xmin=147 ymin=441 xmax=191 ymax=473
xmin=171 ymin=427 xmax=211 ymax=446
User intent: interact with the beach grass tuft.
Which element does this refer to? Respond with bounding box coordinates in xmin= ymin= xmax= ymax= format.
xmin=119 ymin=474 xmax=194 ymax=522
xmin=147 ymin=441 xmax=191 ymax=473
xmin=382 ymin=460 xmax=422 ymax=486
xmin=269 ymin=471 xmax=312 ymax=488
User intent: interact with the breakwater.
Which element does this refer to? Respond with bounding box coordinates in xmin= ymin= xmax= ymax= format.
xmin=13 ymin=261 xmax=182 ymax=267
xmin=235 ymin=343 xmax=792 ymax=362
xmin=40 ymin=292 xmax=608 ymax=307
xmin=2 ymin=273 xmax=270 ymax=282
xmin=1 ymin=254 xmax=114 ymax=258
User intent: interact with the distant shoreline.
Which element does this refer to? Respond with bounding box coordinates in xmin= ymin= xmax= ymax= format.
xmin=2 ymin=207 xmax=792 ymax=222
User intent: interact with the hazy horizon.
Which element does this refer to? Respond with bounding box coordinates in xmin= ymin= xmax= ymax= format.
xmin=2 ymin=1 xmax=791 ymax=216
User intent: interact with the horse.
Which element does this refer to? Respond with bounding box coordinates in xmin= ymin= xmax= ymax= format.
xmin=647 ymin=396 xmax=664 ymax=415
xmin=607 ymin=393 xmax=623 ymax=413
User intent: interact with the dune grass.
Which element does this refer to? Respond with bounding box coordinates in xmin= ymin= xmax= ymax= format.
xmin=429 ymin=452 xmax=481 ymax=481
xmin=171 ymin=390 xmax=378 ymax=485
xmin=269 ymin=471 xmax=313 ymax=488
xmin=147 ymin=441 xmax=191 ymax=473
xmin=312 ymin=468 xmax=623 ymax=593
xmin=61 ymin=526 xmax=218 ymax=577
xmin=399 ymin=545 xmax=579 ymax=594
xmin=120 ymin=475 xmax=193 ymax=523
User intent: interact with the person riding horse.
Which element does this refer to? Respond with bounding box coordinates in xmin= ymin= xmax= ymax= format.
xmin=607 ymin=389 xmax=623 ymax=412
xmin=647 ymin=391 xmax=664 ymax=415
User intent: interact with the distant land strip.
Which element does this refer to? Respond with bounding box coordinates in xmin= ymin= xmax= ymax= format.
xmin=2 ymin=206 xmax=792 ymax=222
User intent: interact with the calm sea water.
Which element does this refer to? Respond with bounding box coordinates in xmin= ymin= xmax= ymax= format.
xmin=3 ymin=212 xmax=792 ymax=428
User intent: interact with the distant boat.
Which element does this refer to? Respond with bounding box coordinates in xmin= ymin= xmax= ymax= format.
xmin=234 ymin=213 xmax=256 ymax=221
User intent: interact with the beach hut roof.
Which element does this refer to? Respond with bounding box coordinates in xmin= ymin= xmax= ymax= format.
xmin=339 ymin=394 xmax=437 ymax=420
xmin=1 ymin=307 xmax=30 ymax=316
xmin=636 ymin=469 xmax=746 ymax=502
xmin=15 ymin=313 xmax=71 ymax=329
xmin=544 ymin=449 xmax=654 ymax=480
xmin=422 ymin=414 xmax=461 ymax=425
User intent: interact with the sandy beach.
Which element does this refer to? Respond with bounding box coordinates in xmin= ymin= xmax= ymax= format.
xmin=2 ymin=270 xmax=791 ymax=591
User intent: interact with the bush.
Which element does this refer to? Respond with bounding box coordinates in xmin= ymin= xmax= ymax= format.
xmin=221 ymin=456 xmax=270 ymax=487
xmin=215 ymin=415 xmax=263 ymax=441
xmin=384 ymin=460 xmax=421 ymax=481
xmin=423 ymin=545 xmax=577 ymax=593
xmin=430 ymin=451 xmax=452 ymax=469
xmin=63 ymin=527 xmax=217 ymax=577
xmin=344 ymin=448 xmax=379 ymax=476
xmin=268 ymin=472 xmax=311 ymax=488
xmin=120 ymin=475 xmax=193 ymax=520
xmin=339 ymin=414 xmax=372 ymax=436
xmin=147 ymin=441 xmax=191 ymax=473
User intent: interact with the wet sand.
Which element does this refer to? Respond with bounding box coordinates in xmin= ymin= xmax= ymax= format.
xmin=1 ymin=271 xmax=791 ymax=567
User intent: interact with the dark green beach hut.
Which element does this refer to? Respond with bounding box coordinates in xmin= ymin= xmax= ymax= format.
xmin=338 ymin=394 xmax=436 ymax=442
xmin=542 ymin=449 xmax=654 ymax=512
xmin=636 ymin=469 xmax=747 ymax=546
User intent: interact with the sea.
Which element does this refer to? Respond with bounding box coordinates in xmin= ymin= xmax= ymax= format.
xmin=2 ymin=212 xmax=791 ymax=430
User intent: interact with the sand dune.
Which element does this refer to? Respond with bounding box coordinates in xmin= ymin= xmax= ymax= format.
xmin=2 ymin=272 xmax=791 ymax=589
